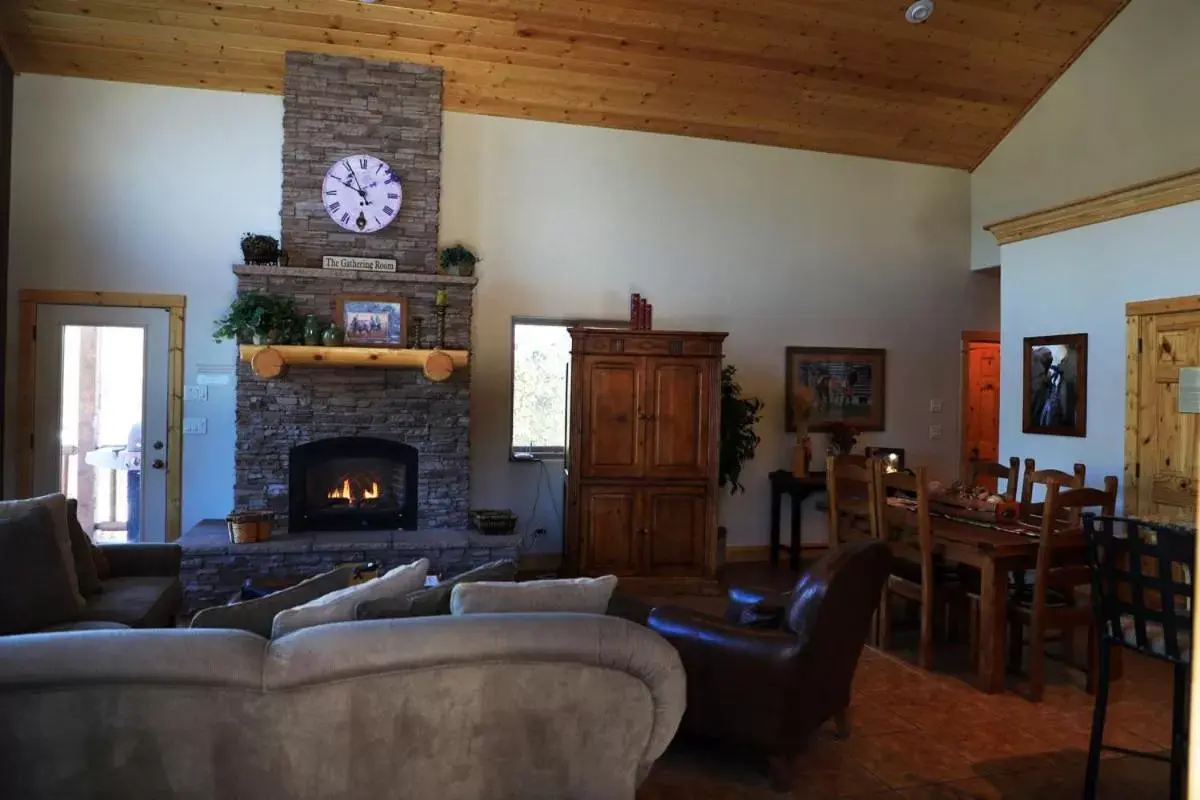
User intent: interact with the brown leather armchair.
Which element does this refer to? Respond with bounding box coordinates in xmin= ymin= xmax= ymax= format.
xmin=647 ymin=540 xmax=891 ymax=789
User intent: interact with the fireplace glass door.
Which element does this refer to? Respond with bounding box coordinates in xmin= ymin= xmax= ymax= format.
xmin=290 ymin=437 xmax=418 ymax=531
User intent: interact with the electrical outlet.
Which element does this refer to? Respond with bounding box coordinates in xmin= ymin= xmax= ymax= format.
xmin=929 ymin=398 xmax=943 ymax=413
xmin=183 ymin=417 xmax=207 ymax=435
xmin=929 ymin=424 xmax=943 ymax=439
xmin=184 ymin=385 xmax=208 ymax=401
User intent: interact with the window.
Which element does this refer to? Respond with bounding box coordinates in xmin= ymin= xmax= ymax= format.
xmin=510 ymin=318 xmax=624 ymax=459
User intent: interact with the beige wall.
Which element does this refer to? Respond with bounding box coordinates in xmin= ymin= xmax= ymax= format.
xmin=7 ymin=76 xmax=999 ymax=553
xmin=442 ymin=112 xmax=997 ymax=551
xmin=971 ymin=0 xmax=1200 ymax=269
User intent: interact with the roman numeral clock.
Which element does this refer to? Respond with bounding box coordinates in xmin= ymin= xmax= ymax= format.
xmin=322 ymin=155 xmax=402 ymax=233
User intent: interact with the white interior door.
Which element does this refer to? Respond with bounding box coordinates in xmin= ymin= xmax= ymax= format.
xmin=32 ymin=304 xmax=170 ymax=543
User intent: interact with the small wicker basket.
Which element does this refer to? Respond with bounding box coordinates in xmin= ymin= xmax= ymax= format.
xmin=226 ymin=510 xmax=274 ymax=544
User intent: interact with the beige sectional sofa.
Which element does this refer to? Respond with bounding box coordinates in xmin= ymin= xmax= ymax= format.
xmin=0 ymin=612 xmax=685 ymax=799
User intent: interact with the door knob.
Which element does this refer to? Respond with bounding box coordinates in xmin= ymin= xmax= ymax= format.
xmin=152 ymin=440 xmax=164 ymax=451
xmin=151 ymin=459 xmax=165 ymax=470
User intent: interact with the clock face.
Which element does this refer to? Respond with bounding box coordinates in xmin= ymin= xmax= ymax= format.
xmin=322 ymin=155 xmax=403 ymax=234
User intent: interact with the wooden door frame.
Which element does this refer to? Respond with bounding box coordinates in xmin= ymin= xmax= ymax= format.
xmin=16 ymin=290 xmax=186 ymax=542
xmin=960 ymin=330 xmax=1000 ymax=479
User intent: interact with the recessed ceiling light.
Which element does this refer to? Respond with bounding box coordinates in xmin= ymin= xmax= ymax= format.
xmin=905 ymin=0 xmax=935 ymax=24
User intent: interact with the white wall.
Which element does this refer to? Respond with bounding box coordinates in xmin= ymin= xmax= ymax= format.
xmin=6 ymin=76 xmax=282 ymax=531
xmin=998 ymin=200 xmax=1200 ymax=498
xmin=8 ymin=75 xmax=999 ymax=551
xmin=441 ymin=113 xmax=996 ymax=550
xmin=971 ymin=0 xmax=1200 ymax=269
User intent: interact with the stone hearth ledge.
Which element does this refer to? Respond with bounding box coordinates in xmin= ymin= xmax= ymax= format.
xmin=178 ymin=521 xmax=522 ymax=613
xmin=180 ymin=520 xmax=520 ymax=555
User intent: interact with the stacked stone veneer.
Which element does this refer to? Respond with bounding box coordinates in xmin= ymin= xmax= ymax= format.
xmin=282 ymin=52 xmax=443 ymax=271
xmin=234 ymin=266 xmax=474 ymax=529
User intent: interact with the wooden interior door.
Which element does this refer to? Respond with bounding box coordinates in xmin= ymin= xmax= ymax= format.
xmin=963 ymin=338 xmax=1001 ymax=486
xmin=578 ymin=485 xmax=640 ymax=576
xmin=1128 ymin=308 xmax=1200 ymax=523
xmin=642 ymin=486 xmax=707 ymax=576
xmin=579 ymin=356 xmax=642 ymax=479
xmin=642 ymin=357 xmax=710 ymax=480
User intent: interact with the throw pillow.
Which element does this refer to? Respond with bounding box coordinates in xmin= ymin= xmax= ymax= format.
xmin=66 ymin=499 xmax=103 ymax=596
xmin=355 ymin=559 xmax=518 ymax=620
xmin=0 ymin=506 xmax=83 ymax=634
xmin=0 ymin=494 xmax=84 ymax=608
xmin=191 ymin=565 xmax=356 ymax=638
xmin=271 ymin=558 xmax=429 ymax=638
xmin=450 ymin=575 xmax=618 ymax=615
xmin=92 ymin=545 xmax=112 ymax=581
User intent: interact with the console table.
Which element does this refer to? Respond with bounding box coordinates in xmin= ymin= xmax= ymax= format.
xmin=768 ymin=469 xmax=827 ymax=570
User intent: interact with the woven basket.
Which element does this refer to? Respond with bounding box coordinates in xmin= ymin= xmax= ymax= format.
xmin=469 ymin=509 xmax=518 ymax=536
xmin=226 ymin=511 xmax=274 ymax=544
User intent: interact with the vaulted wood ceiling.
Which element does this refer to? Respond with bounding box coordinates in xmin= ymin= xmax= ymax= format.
xmin=1 ymin=0 xmax=1127 ymax=169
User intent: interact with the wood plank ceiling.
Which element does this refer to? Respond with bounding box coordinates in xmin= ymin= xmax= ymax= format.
xmin=1 ymin=0 xmax=1128 ymax=170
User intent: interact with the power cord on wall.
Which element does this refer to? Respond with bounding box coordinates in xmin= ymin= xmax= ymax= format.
xmin=517 ymin=456 xmax=563 ymax=552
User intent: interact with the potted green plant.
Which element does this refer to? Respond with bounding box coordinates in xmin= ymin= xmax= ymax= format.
xmin=213 ymin=292 xmax=302 ymax=344
xmin=719 ymin=364 xmax=764 ymax=494
xmin=240 ymin=233 xmax=281 ymax=265
xmin=438 ymin=244 xmax=480 ymax=277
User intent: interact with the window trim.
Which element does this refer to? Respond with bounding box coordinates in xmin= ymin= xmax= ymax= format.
xmin=509 ymin=316 xmax=628 ymax=462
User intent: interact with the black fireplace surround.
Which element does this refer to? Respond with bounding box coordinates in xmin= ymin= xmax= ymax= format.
xmin=289 ymin=436 xmax=418 ymax=531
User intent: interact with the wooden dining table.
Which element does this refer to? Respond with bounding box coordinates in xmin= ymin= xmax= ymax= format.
xmin=928 ymin=514 xmax=1088 ymax=694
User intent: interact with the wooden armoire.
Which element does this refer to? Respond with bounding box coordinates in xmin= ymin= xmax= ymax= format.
xmin=564 ymin=327 xmax=727 ymax=583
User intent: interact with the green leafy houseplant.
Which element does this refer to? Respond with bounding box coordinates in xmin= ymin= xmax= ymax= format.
xmin=439 ymin=244 xmax=479 ymax=276
xmin=719 ymin=364 xmax=764 ymax=494
xmin=213 ymin=292 xmax=303 ymax=344
xmin=240 ymin=233 xmax=280 ymax=265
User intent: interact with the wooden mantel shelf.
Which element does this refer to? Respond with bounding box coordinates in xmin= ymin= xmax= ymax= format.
xmin=239 ymin=345 xmax=468 ymax=381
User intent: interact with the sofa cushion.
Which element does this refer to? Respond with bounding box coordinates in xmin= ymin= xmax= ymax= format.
xmin=451 ymin=575 xmax=618 ymax=615
xmin=271 ymin=558 xmax=429 ymax=639
xmin=65 ymin=500 xmax=103 ymax=596
xmin=356 ymin=559 xmax=518 ymax=620
xmin=0 ymin=494 xmax=84 ymax=608
xmin=83 ymin=577 xmax=182 ymax=628
xmin=38 ymin=620 xmax=130 ymax=633
xmin=0 ymin=506 xmax=83 ymax=635
xmin=191 ymin=566 xmax=355 ymax=638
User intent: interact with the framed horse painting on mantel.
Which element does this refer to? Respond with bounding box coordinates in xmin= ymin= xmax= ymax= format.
xmin=785 ymin=347 xmax=886 ymax=433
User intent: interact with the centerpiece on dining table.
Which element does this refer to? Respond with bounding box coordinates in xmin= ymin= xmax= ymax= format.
xmin=925 ymin=480 xmax=1020 ymax=524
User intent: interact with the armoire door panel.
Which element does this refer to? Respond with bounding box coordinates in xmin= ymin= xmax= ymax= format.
xmin=643 ymin=487 xmax=707 ymax=576
xmin=644 ymin=357 xmax=709 ymax=479
xmin=579 ymin=486 xmax=640 ymax=576
xmin=580 ymin=357 xmax=642 ymax=479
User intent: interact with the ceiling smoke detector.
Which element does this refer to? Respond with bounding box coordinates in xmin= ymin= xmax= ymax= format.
xmin=905 ymin=0 xmax=935 ymax=24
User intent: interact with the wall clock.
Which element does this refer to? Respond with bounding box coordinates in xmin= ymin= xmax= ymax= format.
xmin=322 ymin=155 xmax=402 ymax=234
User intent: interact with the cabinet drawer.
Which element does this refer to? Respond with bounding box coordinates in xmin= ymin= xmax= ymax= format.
xmin=576 ymin=334 xmax=720 ymax=357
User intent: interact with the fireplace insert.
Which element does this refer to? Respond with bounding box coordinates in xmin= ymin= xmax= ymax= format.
xmin=289 ymin=436 xmax=418 ymax=531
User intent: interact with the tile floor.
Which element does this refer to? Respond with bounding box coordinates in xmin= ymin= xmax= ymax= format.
xmin=633 ymin=562 xmax=1176 ymax=799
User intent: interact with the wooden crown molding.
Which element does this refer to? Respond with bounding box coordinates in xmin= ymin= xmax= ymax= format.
xmin=985 ymin=167 xmax=1200 ymax=246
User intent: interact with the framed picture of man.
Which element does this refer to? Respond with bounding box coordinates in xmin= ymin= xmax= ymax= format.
xmin=785 ymin=347 xmax=886 ymax=433
xmin=1022 ymin=333 xmax=1087 ymax=437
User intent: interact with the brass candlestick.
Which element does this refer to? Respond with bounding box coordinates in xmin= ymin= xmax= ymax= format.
xmin=435 ymin=306 xmax=448 ymax=349
xmin=409 ymin=317 xmax=425 ymax=349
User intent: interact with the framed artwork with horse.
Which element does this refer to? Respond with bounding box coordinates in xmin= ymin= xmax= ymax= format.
xmin=785 ymin=347 xmax=886 ymax=433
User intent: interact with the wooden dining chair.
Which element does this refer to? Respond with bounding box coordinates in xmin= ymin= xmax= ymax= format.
xmin=1007 ymin=475 xmax=1118 ymax=701
xmin=872 ymin=463 xmax=956 ymax=671
xmin=825 ymin=454 xmax=877 ymax=547
xmin=1019 ymin=459 xmax=1086 ymax=518
xmin=968 ymin=456 xmax=1021 ymax=501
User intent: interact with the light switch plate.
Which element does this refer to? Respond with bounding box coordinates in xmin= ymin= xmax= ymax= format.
xmin=929 ymin=424 xmax=943 ymax=439
xmin=929 ymin=398 xmax=943 ymax=413
xmin=183 ymin=418 xmax=207 ymax=435
xmin=184 ymin=385 xmax=208 ymax=401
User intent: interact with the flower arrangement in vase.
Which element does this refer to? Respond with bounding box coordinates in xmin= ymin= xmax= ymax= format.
xmin=825 ymin=421 xmax=860 ymax=456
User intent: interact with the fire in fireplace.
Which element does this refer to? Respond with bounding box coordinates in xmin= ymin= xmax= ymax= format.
xmin=289 ymin=436 xmax=418 ymax=531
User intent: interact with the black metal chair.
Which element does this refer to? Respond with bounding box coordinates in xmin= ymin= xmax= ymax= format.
xmin=1083 ymin=514 xmax=1193 ymax=800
